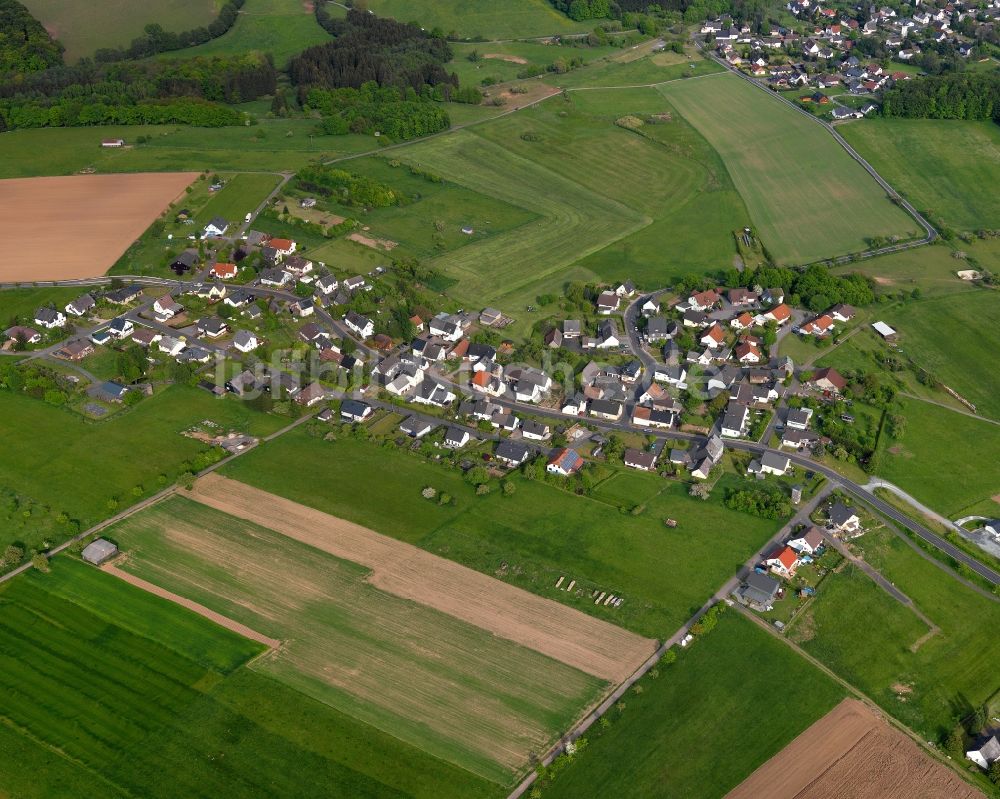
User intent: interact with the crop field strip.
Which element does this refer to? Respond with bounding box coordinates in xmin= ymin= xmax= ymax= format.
xmin=657 ymin=73 xmax=916 ymax=265
xmin=105 ymin=488 xmax=649 ymax=782
xmin=0 ymin=562 xmax=500 ymax=799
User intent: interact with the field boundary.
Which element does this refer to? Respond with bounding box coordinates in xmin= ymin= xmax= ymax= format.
xmin=102 ymin=560 xmax=281 ymax=649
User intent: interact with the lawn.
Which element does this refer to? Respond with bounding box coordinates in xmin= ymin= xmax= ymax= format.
xmin=790 ymin=527 xmax=1000 ymax=740
xmin=222 ymin=432 xmax=785 ymax=639
xmin=876 ymin=396 xmax=1000 ymax=517
xmin=0 ymin=286 xmax=85 ymax=325
xmin=384 ymin=86 xmax=749 ymax=333
xmin=106 ymin=496 xmax=605 ymax=784
xmin=366 ymin=0 xmax=594 ymax=39
xmin=162 ymin=0 xmax=331 ymax=68
xmin=542 ymin=612 xmax=845 ymax=798
xmin=0 ymin=560 xmax=499 ymax=799
xmin=194 ymin=171 xmax=281 ymax=226
xmin=841 ymin=118 xmax=1000 ymax=232
xmin=0 ymin=386 xmax=285 ymax=554
xmin=658 ymin=73 xmax=917 ymax=266
xmin=22 ymin=0 xmax=220 ymax=63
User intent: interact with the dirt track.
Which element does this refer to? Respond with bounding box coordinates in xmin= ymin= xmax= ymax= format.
xmin=102 ymin=561 xmax=281 ymax=649
xmin=0 ymin=173 xmax=198 ymax=280
xmin=726 ymin=698 xmax=985 ymax=799
xmin=188 ymin=474 xmax=656 ymax=683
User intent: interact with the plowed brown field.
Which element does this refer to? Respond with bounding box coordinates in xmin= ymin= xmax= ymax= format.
xmin=0 ymin=173 xmax=197 ymax=280
xmin=189 ymin=473 xmax=656 ymax=683
xmin=726 ymin=698 xmax=985 ymax=799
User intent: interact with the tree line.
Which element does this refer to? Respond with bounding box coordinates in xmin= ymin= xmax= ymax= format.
xmin=290 ymin=9 xmax=455 ymax=93
xmin=295 ymin=163 xmax=402 ymax=209
xmin=0 ymin=0 xmax=63 ymax=73
xmin=93 ymin=0 xmax=246 ymax=63
xmin=882 ymin=71 xmax=1000 ymax=121
xmin=0 ymin=53 xmax=273 ymax=131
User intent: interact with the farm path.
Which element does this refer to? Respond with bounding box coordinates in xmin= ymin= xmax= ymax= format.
xmin=900 ymin=391 xmax=1000 ymax=427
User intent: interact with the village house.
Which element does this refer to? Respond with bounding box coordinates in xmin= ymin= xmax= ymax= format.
xmin=687 ymin=288 xmax=721 ymax=311
xmin=721 ymin=402 xmax=750 ymax=438
xmin=429 ymin=314 xmax=463 ymax=342
xmin=734 ymin=572 xmax=780 ymax=611
xmin=800 ymin=314 xmax=834 ymax=336
xmin=786 ymin=407 xmax=813 ymax=430
xmin=479 ymin=307 xmax=503 ymax=327
xmin=764 ymin=545 xmax=799 ymax=578
xmin=700 ymin=322 xmax=726 ymax=349
xmin=443 ymin=427 xmax=471 ymax=449
xmin=197 ymin=317 xmax=228 ymax=339
xmin=748 ymin=451 xmax=790 ymax=476
xmin=624 ymin=448 xmax=658 ymax=471
xmin=4 ymin=325 xmax=40 ymax=344
xmin=210 ymin=262 xmax=238 ymax=280
xmin=828 ymin=501 xmax=861 ymax=533
xmin=33 ymin=308 xmax=66 ymax=329
xmin=65 ymin=294 xmax=96 ymax=317
xmin=267 ymin=238 xmax=296 ymax=258
xmin=495 ymin=440 xmax=531 ymax=468
xmin=153 ymin=295 xmax=182 ymax=322
xmin=506 ymin=367 xmax=551 ymax=403
xmin=158 ymin=335 xmax=185 ymax=357
xmin=563 ymin=319 xmax=582 ymax=339
xmin=596 ymin=291 xmax=620 ymax=315
xmin=344 ymin=311 xmax=375 ymax=339
xmin=521 ymin=420 xmax=550 ymax=441
xmin=399 ymin=416 xmax=435 ymax=438
xmin=788 ymin=526 xmax=825 ymax=555
xmin=547 ymin=447 xmax=583 ymax=476
xmin=296 ymin=382 xmax=328 ymax=407
xmin=54 ymin=339 xmax=96 ymax=361
xmin=340 ymin=399 xmax=372 ymax=422
xmin=343 ymin=275 xmax=368 ymax=292
xmin=259 ymin=268 xmax=292 ymax=287
xmin=233 ymin=330 xmax=259 ymax=353
xmin=203 ymin=216 xmax=229 ymax=237
xmin=807 ymin=366 xmax=847 ymax=393
xmin=315 ymin=274 xmax=339 ymax=295
xmin=108 ymin=317 xmax=134 ymax=340
xmin=589 ymin=398 xmax=623 ymax=421
xmin=966 ymin=735 xmax=1000 ymax=771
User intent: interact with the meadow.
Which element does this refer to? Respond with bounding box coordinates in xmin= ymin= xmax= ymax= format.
xmin=876 ymin=396 xmax=1000 ymax=517
xmin=790 ymin=526 xmax=1000 ymax=740
xmin=0 ymin=560 xmax=499 ymax=799
xmin=221 ymin=432 xmax=785 ymax=639
xmin=386 ymin=86 xmax=750 ymax=331
xmin=550 ymin=51 xmax=723 ymax=88
xmin=542 ymin=612 xmax=845 ymax=798
xmin=194 ymin=171 xmax=281 ymax=225
xmin=658 ymin=74 xmax=917 ymax=265
xmin=366 ymin=0 xmax=593 ymax=39
xmin=22 ymin=0 xmax=219 ymax=63
xmin=0 ymin=286 xmax=87 ymax=324
xmin=841 ymin=118 xmax=1000 ymax=232
xmin=447 ymin=40 xmax=621 ymax=87
xmin=0 ymin=386 xmax=285 ymax=554
xmin=106 ymin=495 xmax=606 ymax=783
xmin=161 ymin=0 xmax=331 ymax=68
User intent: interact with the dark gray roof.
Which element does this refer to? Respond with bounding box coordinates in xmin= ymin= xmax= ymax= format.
xmin=496 ymin=440 xmax=530 ymax=463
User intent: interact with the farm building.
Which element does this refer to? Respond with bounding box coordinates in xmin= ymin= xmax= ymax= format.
xmin=81 ymin=538 xmax=118 ymax=565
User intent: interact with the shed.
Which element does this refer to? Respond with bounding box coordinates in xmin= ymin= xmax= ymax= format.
xmin=82 ymin=538 xmax=118 ymax=565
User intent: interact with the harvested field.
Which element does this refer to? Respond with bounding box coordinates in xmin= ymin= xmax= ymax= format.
xmin=347 ymin=231 xmax=398 ymax=250
xmin=189 ymin=473 xmax=655 ymax=682
xmin=725 ymin=698 xmax=984 ymax=799
xmin=0 ymin=173 xmax=197 ymax=280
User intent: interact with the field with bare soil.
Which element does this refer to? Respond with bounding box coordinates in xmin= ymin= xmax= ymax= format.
xmin=103 ymin=488 xmax=646 ymax=783
xmin=0 ymin=173 xmax=197 ymax=280
xmin=726 ymin=698 xmax=984 ymax=799
xmin=188 ymin=473 xmax=656 ymax=682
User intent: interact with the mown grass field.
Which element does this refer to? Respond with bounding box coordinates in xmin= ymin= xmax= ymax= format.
xmin=162 ymin=0 xmax=331 ymax=68
xmin=366 ymin=0 xmax=594 ymax=39
xmin=222 ymin=432 xmax=784 ymax=639
xmin=543 ymin=612 xmax=845 ymax=798
xmin=658 ymin=74 xmax=916 ymax=265
xmin=841 ymin=118 xmax=1000 ymax=232
xmin=106 ymin=496 xmax=604 ymax=783
xmin=0 ymin=560 xmax=498 ymax=799
xmin=877 ymin=396 xmax=1000 ymax=516
xmin=0 ymin=387 xmax=284 ymax=554
xmin=22 ymin=0 xmax=220 ymax=63
xmin=790 ymin=527 xmax=1000 ymax=740
xmin=388 ymin=86 xmax=750 ymax=331
xmin=194 ymin=171 xmax=281 ymax=226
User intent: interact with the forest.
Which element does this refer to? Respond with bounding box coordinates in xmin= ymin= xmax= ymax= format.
xmin=290 ymin=9 xmax=455 ymax=92
xmin=307 ymin=82 xmax=450 ymax=140
xmin=0 ymin=0 xmax=63 ymax=73
xmin=294 ymin=163 xmax=402 ymax=208
xmin=881 ymin=72 xmax=1000 ymax=121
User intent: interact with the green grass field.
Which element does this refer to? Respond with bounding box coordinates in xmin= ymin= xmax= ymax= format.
xmin=876 ymin=396 xmax=1000 ymax=517
xmin=382 ymin=86 xmax=749 ymax=331
xmin=550 ymin=51 xmax=723 ymax=88
xmin=448 ymin=40 xmax=621 ymax=87
xmin=841 ymin=118 xmax=1000 ymax=232
xmin=367 ymin=0 xmax=594 ymax=39
xmin=0 ymin=386 xmax=285 ymax=554
xmin=22 ymin=0 xmax=220 ymax=63
xmin=221 ymin=432 xmax=784 ymax=639
xmin=0 ymin=286 xmax=86 ymax=325
xmin=0 ymin=560 xmax=499 ymax=799
xmin=880 ymin=290 xmax=1000 ymax=420
xmin=834 ymin=241 xmax=982 ymax=298
xmin=543 ymin=612 xmax=845 ymax=798
xmin=106 ymin=496 xmax=604 ymax=783
xmin=790 ymin=528 xmax=1000 ymax=740
xmin=658 ymin=74 xmax=917 ymax=265
xmin=161 ymin=0 xmax=331 ymax=68
xmin=194 ymin=171 xmax=281 ymax=225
